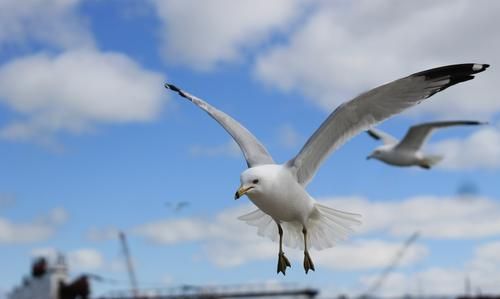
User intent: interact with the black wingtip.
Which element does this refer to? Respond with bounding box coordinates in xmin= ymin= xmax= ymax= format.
xmin=366 ymin=129 xmax=380 ymax=140
xmin=411 ymin=63 xmax=490 ymax=98
xmin=165 ymin=83 xmax=181 ymax=93
xmin=460 ymin=120 xmax=488 ymax=126
xmin=473 ymin=120 xmax=486 ymax=125
xmin=462 ymin=120 xmax=489 ymax=126
xmin=412 ymin=63 xmax=490 ymax=79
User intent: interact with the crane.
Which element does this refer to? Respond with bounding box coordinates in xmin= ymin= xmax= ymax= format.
xmin=362 ymin=231 xmax=420 ymax=297
xmin=119 ymin=231 xmax=139 ymax=298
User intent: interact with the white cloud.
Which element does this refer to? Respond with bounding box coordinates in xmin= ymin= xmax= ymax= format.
xmin=189 ymin=140 xmax=241 ymax=159
xmin=43 ymin=207 xmax=68 ymax=225
xmin=151 ymin=0 xmax=307 ymax=71
xmin=132 ymin=194 xmax=500 ymax=271
xmin=133 ymin=205 xmax=275 ymax=267
xmin=130 ymin=194 xmax=500 ymax=274
xmin=68 ymin=248 xmax=103 ymax=271
xmin=203 ymin=234 xmax=276 ymax=268
xmin=315 ymin=239 xmax=428 ymax=271
xmin=473 ymin=241 xmax=500 ymax=266
xmin=468 ymin=241 xmax=500 ymax=282
xmin=133 ymin=218 xmax=208 ymax=244
xmin=0 ymin=0 xmax=94 ymax=50
xmin=0 ymin=49 xmax=166 ymax=145
xmin=325 ymin=196 xmax=500 ymax=239
xmin=359 ymin=268 xmax=467 ymax=297
xmin=359 ymin=241 xmax=500 ymax=297
xmin=0 ymin=207 xmax=68 ymax=244
xmin=208 ymin=237 xmax=428 ymax=270
xmin=430 ymin=125 xmax=500 ymax=170
xmin=254 ymin=1 xmax=499 ymax=118
xmin=133 ymin=204 xmax=428 ymax=270
xmin=86 ymin=227 xmax=120 ymax=242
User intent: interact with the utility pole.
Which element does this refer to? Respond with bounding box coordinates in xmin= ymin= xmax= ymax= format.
xmin=119 ymin=231 xmax=139 ymax=298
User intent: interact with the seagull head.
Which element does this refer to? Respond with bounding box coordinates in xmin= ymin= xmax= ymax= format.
xmin=367 ymin=148 xmax=384 ymax=160
xmin=235 ymin=165 xmax=278 ymax=200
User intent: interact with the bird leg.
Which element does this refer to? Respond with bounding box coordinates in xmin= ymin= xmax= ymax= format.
xmin=302 ymin=227 xmax=315 ymax=274
xmin=276 ymin=223 xmax=291 ymax=275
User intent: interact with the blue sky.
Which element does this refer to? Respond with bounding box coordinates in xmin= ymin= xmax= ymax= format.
xmin=1 ymin=0 xmax=500 ymax=297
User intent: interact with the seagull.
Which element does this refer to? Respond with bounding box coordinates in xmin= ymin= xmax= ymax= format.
xmin=165 ymin=201 xmax=190 ymax=212
xmin=366 ymin=120 xmax=486 ymax=169
xmin=165 ymin=63 xmax=489 ymax=274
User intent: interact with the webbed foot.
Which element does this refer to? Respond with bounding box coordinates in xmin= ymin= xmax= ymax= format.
xmin=277 ymin=252 xmax=291 ymax=275
xmin=303 ymin=251 xmax=315 ymax=274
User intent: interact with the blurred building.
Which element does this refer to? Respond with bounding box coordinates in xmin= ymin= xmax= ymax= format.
xmin=7 ymin=254 xmax=90 ymax=299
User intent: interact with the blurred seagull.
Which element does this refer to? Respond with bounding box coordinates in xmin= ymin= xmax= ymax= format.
xmin=165 ymin=63 xmax=489 ymax=275
xmin=165 ymin=201 xmax=190 ymax=212
xmin=366 ymin=120 xmax=486 ymax=169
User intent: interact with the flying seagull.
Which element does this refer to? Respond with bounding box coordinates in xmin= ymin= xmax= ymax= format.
xmin=366 ymin=120 xmax=486 ymax=169
xmin=165 ymin=63 xmax=489 ymax=274
xmin=165 ymin=201 xmax=190 ymax=212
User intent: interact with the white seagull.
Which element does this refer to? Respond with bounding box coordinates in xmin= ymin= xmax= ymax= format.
xmin=165 ymin=63 xmax=489 ymax=274
xmin=366 ymin=120 xmax=486 ymax=169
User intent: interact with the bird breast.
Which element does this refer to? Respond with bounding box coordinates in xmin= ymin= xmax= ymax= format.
xmin=246 ymin=174 xmax=315 ymax=223
xmin=380 ymin=149 xmax=421 ymax=166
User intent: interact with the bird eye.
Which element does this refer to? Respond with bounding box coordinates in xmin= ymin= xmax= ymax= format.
xmin=252 ymin=179 xmax=259 ymax=184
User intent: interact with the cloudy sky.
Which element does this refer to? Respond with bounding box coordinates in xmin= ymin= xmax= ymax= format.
xmin=1 ymin=0 xmax=500 ymax=297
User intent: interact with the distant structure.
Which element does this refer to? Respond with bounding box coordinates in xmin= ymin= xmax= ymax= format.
xmin=361 ymin=232 xmax=420 ymax=297
xmin=119 ymin=231 xmax=139 ymax=298
xmin=98 ymin=284 xmax=318 ymax=299
xmin=7 ymin=254 xmax=90 ymax=299
xmin=456 ymin=180 xmax=480 ymax=199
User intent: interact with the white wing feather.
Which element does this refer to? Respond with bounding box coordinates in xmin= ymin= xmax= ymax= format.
xmin=287 ymin=64 xmax=489 ymax=186
xmin=395 ymin=120 xmax=485 ymax=151
xmin=165 ymin=84 xmax=274 ymax=167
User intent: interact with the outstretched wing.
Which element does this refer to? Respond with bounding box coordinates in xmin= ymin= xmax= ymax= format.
xmin=395 ymin=120 xmax=485 ymax=151
xmin=286 ymin=63 xmax=489 ymax=186
xmin=367 ymin=128 xmax=399 ymax=145
xmin=165 ymin=84 xmax=274 ymax=167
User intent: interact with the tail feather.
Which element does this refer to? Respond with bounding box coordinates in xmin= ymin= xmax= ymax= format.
xmin=421 ymin=154 xmax=444 ymax=168
xmin=319 ymin=217 xmax=352 ymax=239
xmin=238 ymin=204 xmax=361 ymax=251
xmin=316 ymin=203 xmax=361 ymax=232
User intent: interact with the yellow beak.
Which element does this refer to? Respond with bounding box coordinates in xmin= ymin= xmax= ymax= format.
xmin=234 ymin=186 xmax=253 ymax=200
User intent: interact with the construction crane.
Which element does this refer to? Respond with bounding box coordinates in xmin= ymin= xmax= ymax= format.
xmin=362 ymin=231 xmax=420 ymax=297
xmin=119 ymin=231 xmax=139 ymax=298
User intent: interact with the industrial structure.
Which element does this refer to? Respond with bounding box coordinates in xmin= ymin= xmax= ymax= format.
xmin=7 ymin=255 xmax=89 ymax=299
xmin=6 ymin=254 xmax=317 ymax=299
